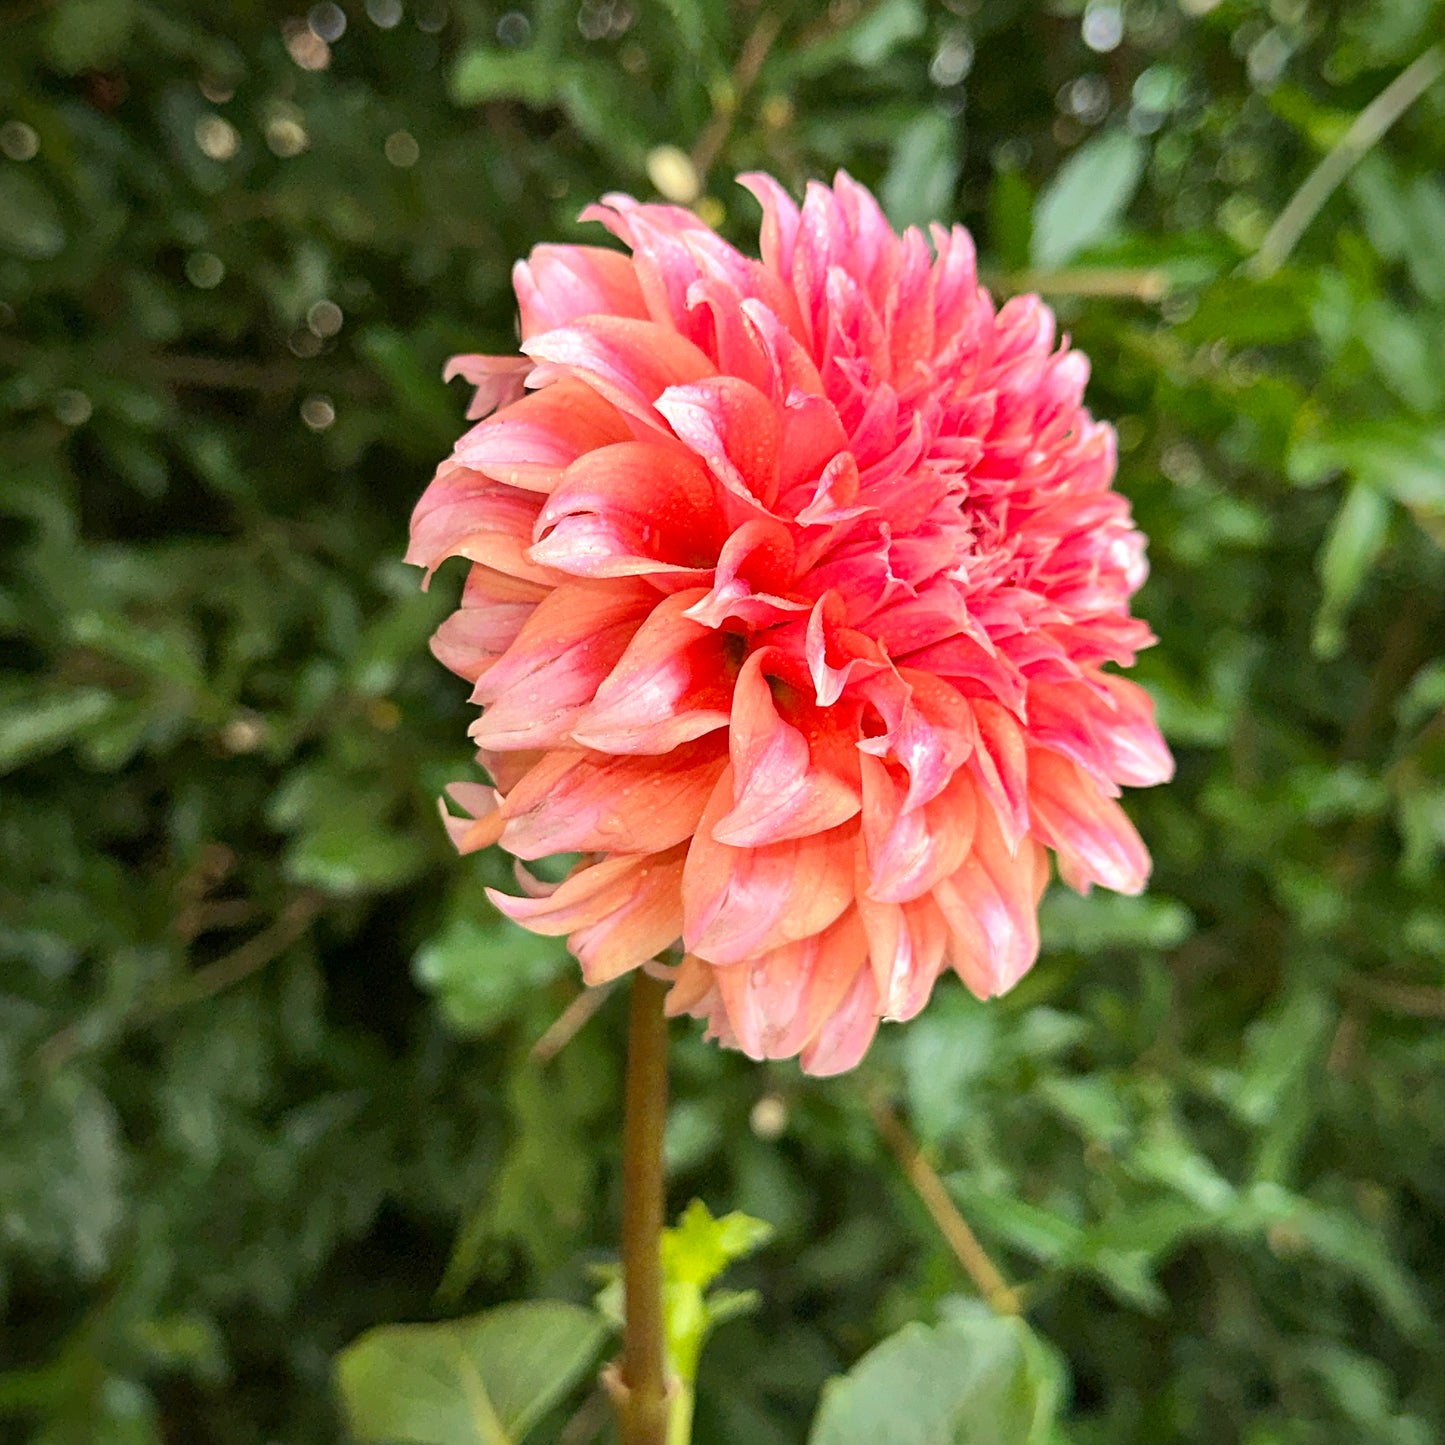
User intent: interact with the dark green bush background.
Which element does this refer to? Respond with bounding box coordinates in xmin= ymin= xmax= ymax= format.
xmin=3 ymin=0 xmax=1444 ymax=1440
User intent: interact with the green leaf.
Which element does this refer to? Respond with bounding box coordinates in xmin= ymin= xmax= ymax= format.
xmin=777 ymin=0 xmax=924 ymax=78
xmin=468 ymin=1052 xmax=606 ymax=1278
xmin=846 ymin=0 xmax=926 ymax=67
xmin=285 ymin=818 xmax=427 ymax=895
xmin=594 ymin=1199 xmax=772 ymax=1386
xmin=335 ymin=1301 xmax=608 ymax=1445
xmin=0 ymin=684 xmax=115 ymax=774
xmin=0 ymin=169 xmax=66 ymax=260
xmin=809 ymin=1306 xmax=1059 ymax=1445
xmin=1313 ymin=481 xmax=1392 ymax=659
xmin=663 ymin=1199 xmax=774 ymax=1290
xmin=45 ymin=0 xmax=137 ymax=74
xmin=1226 ymin=991 xmax=1335 ymax=1127
xmin=1031 ymin=132 xmax=1145 ymax=269
xmin=1040 ymin=890 xmax=1194 ymax=954
xmin=881 ymin=112 xmax=959 ymax=233
xmin=989 ymin=166 xmax=1034 ymax=272
xmin=412 ymin=911 xmax=569 ymax=1035
xmin=448 ymin=48 xmax=568 ymax=108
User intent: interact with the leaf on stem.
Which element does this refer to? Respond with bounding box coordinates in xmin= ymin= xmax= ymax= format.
xmin=336 ymin=1301 xmax=608 ymax=1445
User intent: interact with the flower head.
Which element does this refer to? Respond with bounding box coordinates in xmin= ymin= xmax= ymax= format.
xmin=409 ymin=173 xmax=1173 ymax=1075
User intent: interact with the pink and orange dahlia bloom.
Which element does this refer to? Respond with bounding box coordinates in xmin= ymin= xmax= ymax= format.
xmin=409 ymin=173 xmax=1172 ymax=1075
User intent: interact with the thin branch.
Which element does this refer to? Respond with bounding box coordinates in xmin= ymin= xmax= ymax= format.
xmin=870 ymin=1094 xmax=1023 ymax=1316
xmin=1343 ymin=975 xmax=1445 ymax=1020
xmin=36 ymin=891 xmax=324 ymax=1071
xmin=531 ymin=981 xmax=615 ymax=1063
xmin=994 ymin=267 xmax=1171 ymax=302
xmin=1251 ymin=43 xmax=1445 ymax=277
xmin=146 ymin=891 xmax=323 ymax=1012
xmin=690 ymin=10 xmax=784 ymax=179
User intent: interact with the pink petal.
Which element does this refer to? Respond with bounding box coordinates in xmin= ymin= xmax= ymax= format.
xmin=522 ymin=316 xmax=714 ymax=434
xmin=711 ymin=649 xmax=861 ymax=847
xmin=860 ymin=667 xmax=975 ymax=812
xmin=444 ymin=354 xmax=533 ymax=419
xmin=738 ymin=172 xmax=802 ymax=295
xmin=497 ymin=739 xmax=726 ymax=859
xmin=1090 ymin=673 xmax=1174 ymax=787
xmin=662 ymin=951 xmax=718 ymax=1017
xmin=470 ymin=580 xmax=653 ymax=749
xmin=513 ymin=244 xmax=648 ymax=339
xmin=529 ymin=441 xmax=723 ymax=579
xmin=454 ymin=379 xmax=632 ymax=493
xmin=967 ymin=698 xmax=1031 ymax=852
xmin=655 ymin=375 xmax=783 ymax=514
xmin=430 ymin=598 xmax=533 ymax=683
xmin=570 ymin=589 xmax=739 ymax=754
xmin=1027 ymin=748 xmax=1151 ymax=895
xmin=712 ymin=908 xmax=869 ymax=1061
xmin=488 ymin=846 xmax=686 ymax=983
xmin=406 ymin=461 xmax=553 ymax=585
xmin=683 ymin=767 xmax=856 ymax=964
xmin=856 ymin=885 xmax=950 ymax=1022
xmin=934 ymin=808 xmax=1051 ymax=999
xmin=858 ymin=753 xmax=977 ymax=903
xmin=682 ymin=519 xmax=807 ymax=629
xmin=798 ymin=960 xmax=881 ymax=1077
xmin=437 ymin=782 xmax=504 ymax=855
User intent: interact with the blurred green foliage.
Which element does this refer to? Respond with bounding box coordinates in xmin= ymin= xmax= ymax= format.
xmin=3 ymin=0 xmax=1445 ymax=1441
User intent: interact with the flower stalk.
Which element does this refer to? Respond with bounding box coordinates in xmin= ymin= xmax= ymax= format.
xmin=615 ymin=969 xmax=672 ymax=1445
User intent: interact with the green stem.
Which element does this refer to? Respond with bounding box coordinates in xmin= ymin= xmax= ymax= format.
xmin=616 ymin=970 xmax=671 ymax=1445
xmin=668 ymin=1382 xmax=694 ymax=1445
xmin=1251 ymin=42 xmax=1444 ymax=277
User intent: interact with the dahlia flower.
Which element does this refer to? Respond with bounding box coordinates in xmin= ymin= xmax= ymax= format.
xmin=409 ymin=173 xmax=1172 ymax=1075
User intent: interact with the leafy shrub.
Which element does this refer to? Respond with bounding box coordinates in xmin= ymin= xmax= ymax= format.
xmin=3 ymin=0 xmax=1443 ymax=1441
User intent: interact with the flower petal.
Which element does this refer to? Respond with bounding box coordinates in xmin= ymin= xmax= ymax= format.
xmin=710 ymin=649 xmax=861 ymax=848
xmin=514 ymin=244 xmax=648 ymax=339
xmin=444 ymin=354 xmax=533 ymax=419
xmin=454 ymin=378 xmax=632 ymax=493
xmin=655 ymin=375 xmax=784 ymax=516
xmin=1027 ymin=748 xmax=1151 ymax=895
xmin=682 ymin=519 xmax=807 ymax=629
xmin=570 ymin=590 xmax=739 ymax=754
xmin=934 ymin=808 xmax=1050 ymax=999
xmin=498 ymin=739 xmax=726 ymax=859
xmin=683 ymin=767 xmax=855 ymax=964
xmin=798 ymin=960 xmax=881 ymax=1077
xmin=488 ymin=846 xmax=686 ymax=984
xmin=859 ymin=753 xmax=977 ymax=903
xmin=471 ymin=580 xmax=653 ymax=749
xmin=438 ymin=782 xmax=504 ymax=855
xmin=856 ymin=887 xmax=950 ymax=1022
xmin=529 ymin=441 xmax=723 ymax=579
xmin=523 ymin=316 xmax=714 ymax=434
xmin=712 ymin=908 xmax=869 ymax=1060
xmin=406 ymin=462 xmax=552 ymax=584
